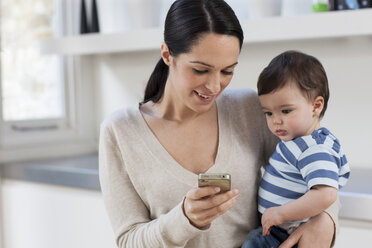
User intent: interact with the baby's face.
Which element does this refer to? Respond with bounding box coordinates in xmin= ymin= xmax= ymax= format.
xmin=259 ymin=83 xmax=321 ymax=141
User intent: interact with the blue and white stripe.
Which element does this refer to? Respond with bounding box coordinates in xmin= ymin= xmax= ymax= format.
xmin=258 ymin=127 xmax=350 ymax=214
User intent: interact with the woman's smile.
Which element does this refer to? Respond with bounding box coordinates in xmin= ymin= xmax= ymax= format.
xmin=194 ymin=90 xmax=215 ymax=103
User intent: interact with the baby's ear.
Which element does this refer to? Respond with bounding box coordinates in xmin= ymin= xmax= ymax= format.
xmin=312 ymin=96 xmax=324 ymax=117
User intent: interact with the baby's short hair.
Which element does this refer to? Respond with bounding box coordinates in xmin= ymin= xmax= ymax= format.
xmin=257 ymin=50 xmax=329 ymax=118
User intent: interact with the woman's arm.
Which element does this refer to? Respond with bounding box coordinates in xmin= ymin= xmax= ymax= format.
xmin=99 ymin=123 xmax=204 ymax=247
xmin=279 ymin=211 xmax=335 ymax=248
xmin=279 ymin=198 xmax=340 ymax=248
xmin=261 ymin=185 xmax=337 ymax=235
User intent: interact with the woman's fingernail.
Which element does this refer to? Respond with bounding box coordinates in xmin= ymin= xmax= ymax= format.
xmin=215 ymin=187 xmax=221 ymax=192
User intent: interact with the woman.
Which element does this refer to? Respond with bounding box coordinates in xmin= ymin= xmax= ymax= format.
xmin=99 ymin=0 xmax=337 ymax=247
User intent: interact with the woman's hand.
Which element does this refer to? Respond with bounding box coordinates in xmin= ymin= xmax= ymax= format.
xmin=183 ymin=186 xmax=239 ymax=229
xmin=279 ymin=212 xmax=334 ymax=248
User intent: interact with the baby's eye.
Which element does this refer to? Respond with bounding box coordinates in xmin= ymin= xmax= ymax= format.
xmin=282 ymin=109 xmax=292 ymax=114
xmin=264 ymin=112 xmax=272 ymax=116
xmin=192 ymin=68 xmax=208 ymax=74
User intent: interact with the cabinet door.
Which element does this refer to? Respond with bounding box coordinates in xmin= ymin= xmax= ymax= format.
xmin=1 ymin=180 xmax=116 ymax=248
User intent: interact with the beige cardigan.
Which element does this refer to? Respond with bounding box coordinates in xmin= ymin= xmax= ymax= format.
xmin=99 ymin=88 xmax=338 ymax=248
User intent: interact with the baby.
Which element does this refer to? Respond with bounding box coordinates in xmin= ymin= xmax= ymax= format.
xmin=242 ymin=50 xmax=350 ymax=248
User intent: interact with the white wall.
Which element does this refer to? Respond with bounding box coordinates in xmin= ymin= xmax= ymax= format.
xmin=93 ymin=51 xmax=159 ymax=124
xmin=93 ymin=37 xmax=372 ymax=169
xmin=0 ymin=177 xmax=3 ymax=248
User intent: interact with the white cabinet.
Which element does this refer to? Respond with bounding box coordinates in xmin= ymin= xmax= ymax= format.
xmin=334 ymin=219 xmax=372 ymax=247
xmin=2 ymin=182 xmax=372 ymax=248
xmin=1 ymin=179 xmax=116 ymax=248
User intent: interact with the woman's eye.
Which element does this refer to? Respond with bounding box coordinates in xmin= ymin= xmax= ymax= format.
xmin=193 ymin=68 xmax=208 ymax=74
xmin=222 ymin=70 xmax=234 ymax=75
xmin=282 ymin=109 xmax=291 ymax=114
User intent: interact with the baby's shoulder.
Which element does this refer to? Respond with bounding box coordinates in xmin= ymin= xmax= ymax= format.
xmin=282 ymin=129 xmax=342 ymax=161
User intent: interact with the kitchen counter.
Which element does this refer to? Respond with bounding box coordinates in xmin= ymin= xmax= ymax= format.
xmin=0 ymin=154 xmax=99 ymax=190
xmin=339 ymin=168 xmax=372 ymax=222
xmin=1 ymin=155 xmax=371 ymax=222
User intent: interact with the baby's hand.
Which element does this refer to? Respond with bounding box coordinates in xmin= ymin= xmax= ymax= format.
xmin=261 ymin=207 xmax=284 ymax=236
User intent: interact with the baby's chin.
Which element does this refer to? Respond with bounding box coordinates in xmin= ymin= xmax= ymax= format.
xmin=276 ymin=135 xmax=294 ymax=142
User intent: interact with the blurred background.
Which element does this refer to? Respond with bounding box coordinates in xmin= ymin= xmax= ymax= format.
xmin=0 ymin=0 xmax=371 ymax=247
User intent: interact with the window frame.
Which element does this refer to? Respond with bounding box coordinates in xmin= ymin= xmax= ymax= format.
xmin=0 ymin=0 xmax=96 ymax=163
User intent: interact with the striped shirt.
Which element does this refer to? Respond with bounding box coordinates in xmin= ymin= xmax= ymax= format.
xmin=258 ymin=127 xmax=350 ymax=216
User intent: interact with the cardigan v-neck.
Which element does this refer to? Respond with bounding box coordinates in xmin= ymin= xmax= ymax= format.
xmin=134 ymin=98 xmax=233 ymax=186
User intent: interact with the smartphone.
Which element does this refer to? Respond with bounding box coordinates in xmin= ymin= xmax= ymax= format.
xmin=198 ymin=173 xmax=231 ymax=194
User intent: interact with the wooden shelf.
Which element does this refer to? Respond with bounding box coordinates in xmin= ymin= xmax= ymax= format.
xmin=40 ymin=9 xmax=372 ymax=56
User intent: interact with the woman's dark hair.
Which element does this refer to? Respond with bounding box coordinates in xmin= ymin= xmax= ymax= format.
xmin=142 ymin=0 xmax=244 ymax=103
xmin=257 ymin=50 xmax=329 ymax=118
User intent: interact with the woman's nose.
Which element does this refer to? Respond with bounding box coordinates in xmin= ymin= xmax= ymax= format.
xmin=205 ymin=74 xmax=221 ymax=93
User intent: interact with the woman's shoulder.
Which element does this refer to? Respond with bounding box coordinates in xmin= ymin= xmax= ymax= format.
xmin=220 ymin=87 xmax=258 ymax=102
xmin=218 ymin=88 xmax=262 ymax=114
xmin=100 ymin=105 xmax=140 ymax=132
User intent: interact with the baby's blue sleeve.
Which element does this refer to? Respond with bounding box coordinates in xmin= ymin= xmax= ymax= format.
xmin=297 ymin=144 xmax=346 ymax=190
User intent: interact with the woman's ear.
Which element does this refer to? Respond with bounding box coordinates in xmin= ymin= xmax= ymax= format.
xmin=161 ymin=43 xmax=171 ymax=66
xmin=312 ymin=96 xmax=324 ymax=117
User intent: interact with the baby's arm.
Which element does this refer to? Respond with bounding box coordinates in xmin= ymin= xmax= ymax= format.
xmin=261 ymin=185 xmax=337 ymax=236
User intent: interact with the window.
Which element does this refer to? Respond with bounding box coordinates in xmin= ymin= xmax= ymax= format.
xmin=0 ymin=0 xmax=95 ymax=162
xmin=1 ymin=0 xmax=63 ymax=122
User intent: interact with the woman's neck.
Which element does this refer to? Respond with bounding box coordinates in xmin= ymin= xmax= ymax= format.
xmin=140 ymin=98 xmax=217 ymax=127
xmin=155 ymin=98 xmax=199 ymax=122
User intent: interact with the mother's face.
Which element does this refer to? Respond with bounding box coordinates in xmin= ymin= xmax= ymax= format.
xmin=162 ymin=33 xmax=241 ymax=113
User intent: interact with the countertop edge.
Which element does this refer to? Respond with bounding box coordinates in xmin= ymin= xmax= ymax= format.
xmin=0 ymin=154 xmax=100 ymax=191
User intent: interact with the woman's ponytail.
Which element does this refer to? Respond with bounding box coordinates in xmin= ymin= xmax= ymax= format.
xmin=143 ymin=58 xmax=169 ymax=103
